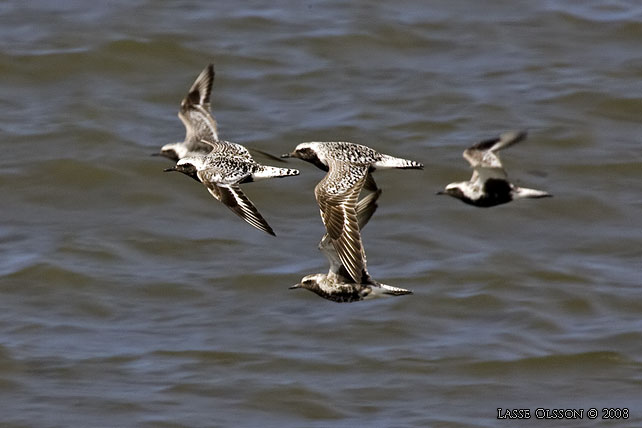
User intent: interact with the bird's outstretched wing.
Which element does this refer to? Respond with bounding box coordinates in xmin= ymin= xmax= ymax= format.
xmin=319 ymin=187 xmax=382 ymax=282
xmin=179 ymin=64 xmax=219 ymax=149
xmin=464 ymin=130 xmax=527 ymax=183
xmin=198 ymin=169 xmax=275 ymax=236
xmin=315 ymin=159 xmax=370 ymax=283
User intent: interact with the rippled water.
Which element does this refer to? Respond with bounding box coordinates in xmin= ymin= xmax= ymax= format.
xmin=1 ymin=1 xmax=641 ymax=427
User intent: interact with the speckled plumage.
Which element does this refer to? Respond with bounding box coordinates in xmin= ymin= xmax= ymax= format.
xmin=285 ymin=141 xmax=423 ymax=284
xmin=166 ymin=140 xmax=299 ymax=236
xmin=157 ymin=64 xmax=289 ymax=166
xmin=285 ymin=141 xmax=423 ymax=173
xmin=438 ymin=131 xmax=552 ymax=207
xmin=290 ymin=190 xmax=412 ymax=303
xmin=158 ymin=64 xmax=221 ymax=161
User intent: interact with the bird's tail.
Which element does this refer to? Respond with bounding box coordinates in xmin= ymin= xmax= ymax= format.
xmin=375 ymin=155 xmax=424 ymax=170
xmin=377 ymin=283 xmax=413 ymax=296
xmin=514 ymin=186 xmax=552 ymax=199
xmin=252 ymin=165 xmax=300 ymax=181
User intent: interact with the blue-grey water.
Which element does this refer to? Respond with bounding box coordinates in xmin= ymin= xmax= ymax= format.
xmin=1 ymin=1 xmax=641 ymax=427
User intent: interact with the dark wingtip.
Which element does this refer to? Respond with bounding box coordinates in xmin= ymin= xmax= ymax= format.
xmin=247 ymin=148 xmax=287 ymax=163
xmin=471 ymin=136 xmax=501 ymax=151
xmin=512 ymin=129 xmax=528 ymax=141
xmin=260 ymin=224 xmax=277 ymax=236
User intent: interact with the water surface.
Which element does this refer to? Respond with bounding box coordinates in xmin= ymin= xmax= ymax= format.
xmin=1 ymin=1 xmax=641 ymax=427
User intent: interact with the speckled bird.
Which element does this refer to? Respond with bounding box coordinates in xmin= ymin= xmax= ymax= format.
xmin=283 ymin=141 xmax=423 ymax=284
xmin=156 ymin=63 xmax=291 ymax=164
xmin=290 ymin=190 xmax=412 ymax=302
xmin=158 ymin=64 xmax=221 ymax=161
xmin=165 ymin=140 xmax=299 ymax=236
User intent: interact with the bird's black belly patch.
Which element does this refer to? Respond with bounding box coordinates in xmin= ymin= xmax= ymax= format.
xmin=477 ymin=178 xmax=513 ymax=207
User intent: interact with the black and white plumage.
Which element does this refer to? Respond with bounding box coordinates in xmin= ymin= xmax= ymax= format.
xmin=284 ymin=141 xmax=423 ymax=284
xmin=290 ymin=190 xmax=412 ymax=303
xmin=158 ymin=64 xmax=220 ymax=161
xmin=156 ymin=64 xmax=289 ymax=164
xmin=165 ymin=140 xmax=300 ymax=236
xmin=438 ymin=131 xmax=552 ymax=207
xmin=283 ymin=141 xmax=423 ymax=192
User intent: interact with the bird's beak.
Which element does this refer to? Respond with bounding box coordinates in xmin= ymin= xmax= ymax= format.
xmin=280 ymin=153 xmax=292 ymax=159
xmin=150 ymin=152 xmax=161 ymax=157
xmin=164 ymin=167 xmax=177 ymax=172
xmin=436 ymin=190 xmax=445 ymax=195
xmin=289 ymin=284 xmax=301 ymax=290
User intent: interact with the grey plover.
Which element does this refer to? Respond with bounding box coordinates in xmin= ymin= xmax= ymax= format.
xmin=283 ymin=141 xmax=423 ymax=192
xmin=158 ymin=64 xmax=220 ymax=160
xmin=437 ymin=131 xmax=552 ymax=207
xmin=156 ymin=64 xmax=290 ymax=164
xmin=284 ymin=141 xmax=423 ymax=284
xmin=165 ymin=140 xmax=300 ymax=236
xmin=290 ymin=190 xmax=412 ymax=302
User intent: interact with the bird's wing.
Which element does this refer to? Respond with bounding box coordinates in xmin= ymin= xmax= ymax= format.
xmin=463 ymin=130 xmax=527 ymax=169
xmin=355 ymin=188 xmax=382 ymax=231
xmin=179 ymin=64 xmax=219 ymax=148
xmin=362 ymin=172 xmax=379 ymax=192
xmin=318 ymin=233 xmax=345 ymax=277
xmin=319 ymin=185 xmax=382 ymax=283
xmin=198 ymin=169 xmax=275 ymax=236
xmin=200 ymin=139 xmax=252 ymax=159
xmin=314 ymin=159 xmax=370 ymax=283
xmin=464 ymin=131 xmax=527 ymax=183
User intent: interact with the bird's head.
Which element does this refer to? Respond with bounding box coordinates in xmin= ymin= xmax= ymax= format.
xmin=164 ymin=156 xmax=205 ymax=182
xmin=282 ymin=142 xmax=327 ymax=170
xmin=437 ymin=182 xmax=466 ymax=200
xmin=289 ymin=273 xmax=325 ymax=292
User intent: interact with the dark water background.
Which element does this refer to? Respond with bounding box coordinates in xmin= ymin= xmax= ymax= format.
xmin=1 ymin=1 xmax=641 ymax=427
